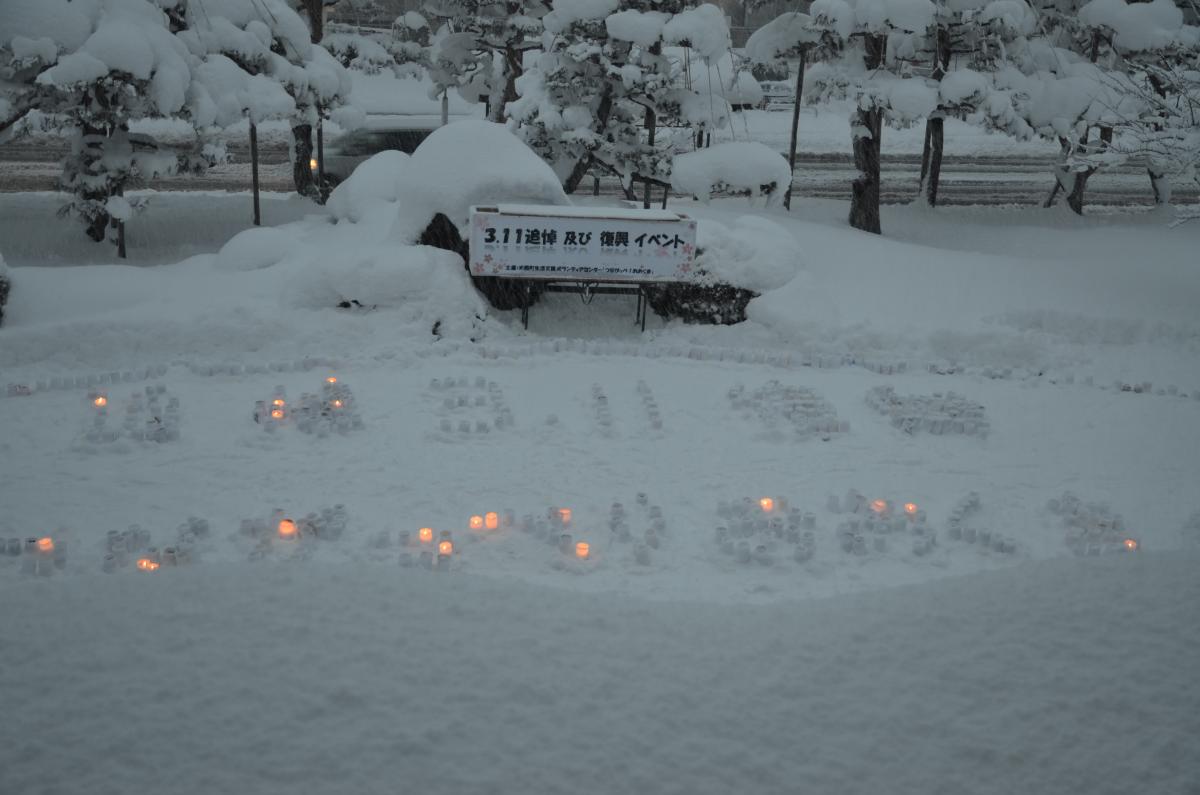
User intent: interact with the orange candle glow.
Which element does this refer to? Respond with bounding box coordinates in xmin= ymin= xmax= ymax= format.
xmin=92 ymin=396 xmax=108 ymax=408
xmin=903 ymin=502 xmax=918 ymax=516
xmin=1123 ymin=538 xmax=1139 ymax=551
xmin=272 ymin=398 xmax=285 ymax=408
xmin=270 ymin=408 xmax=285 ymax=420
xmin=558 ymin=508 xmax=572 ymax=525
xmin=484 ymin=512 xmax=499 ymax=530
xmin=36 ymin=537 xmax=54 ymax=553
xmin=331 ymin=399 xmax=344 ymax=409
xmin=326 ymin=376 xmax=338 ymax=384
xmin=438 ymin=540 xmax=454 ymax=556
xmin=759 ymin=497 xmax=775 ymax=513
xmin=469 ymin=515 xmax=484 ymax=530
xmin=136 ymin=558 xmax=160 ymax=572
xmin=278 ymin=519 xmax=297 ymax=538
xmin=418 ymin=527 xmax=433 ymax=543
xmin=870 ymin=499 xmax=887 ymax=514
xmin=575 ymin=541 xmax=590 ymax=559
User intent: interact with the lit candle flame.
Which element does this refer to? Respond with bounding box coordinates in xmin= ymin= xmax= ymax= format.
xmin=278 ymin=519 xmax=297 ymax=538
xmin=438 ymin=540 xmax=453 ymax=556
xmin=418 ymin=527 xmax=433 ymax=543
xmin=558 ymin=508 xmax=572 ymax=524
xmin=136 ymin=558 xmax=160 ymax=572
xmin=469 ymin=515 xmax=484 ymax=530
xmin=759 ymin=497 xmax=775 ymax=513
xmin=93 ymin=396 xmax=107 ymax=408
xmin=903 ymin=502 xmax=918 ymax=515
xmin=36 ymin=537 xmax=54 ymax=553
xmin=331 ymin=399 xmax=344 ymax=409
xmin=270 ymin=408 xmax=285 ymax=420
xmin=272 ymin=398 xmax=285 ymax=407
xmin=575 ymin=541 xmax=590 ymax=559
xmin=326 ymin=376 xmax=337 ymax=384
xmin=484 ymin=511 xmax=499 ymax=530
xmin=870 ymin=499 xmax=887 ymax=514
xmin=1123 ymin=538 xmax=1139 ymax=551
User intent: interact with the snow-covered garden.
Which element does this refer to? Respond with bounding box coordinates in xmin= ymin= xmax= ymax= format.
xmin=2 ymin=1 xmax=1199 ymax=793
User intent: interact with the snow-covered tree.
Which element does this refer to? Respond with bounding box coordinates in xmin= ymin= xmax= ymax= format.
xmin=511 ymin=1 xmax=736 ymax=200
xmin=2 ymin=0 xmax=198 ymax=254
xmin=422 ymin=0 xmax=549 ymax=122
xmin=806 ymin=0 xmax=942 ymax=233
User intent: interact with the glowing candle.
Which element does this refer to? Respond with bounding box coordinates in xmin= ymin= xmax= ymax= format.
xmin=1123 ymin=538 xmax=1139 ymax=551
xmin=272 ymin=398 xmax=285 ymax=408
xmin=136 ymin=558 xmax=160 ymax=572
xmin=418 ymin=527 xmax=434 ymax=543
xmin=759 ymin=497 xmax=775 ymax=513
xmin=484 ymin=512 xmax=499 ymax=530
xmin=36 ymin=537 xmax=54 ymax=553
xmin=903 ymin=502 xmax=918 ymax=516
xmin=870 ymin=499 xmax=887 ymax=514
xmin=558 ymin=508 xmax=572 ymax=525
xmin=93 ymin=396 xmax=108 ymax=408
xmin=278 ymin=519 xmax=297 ymax=539
xmin=575 ymin=541 xmax=590 ymax=560
xmin=469 ymin=515 xmax=484 ymax=530
xmin=438 ymin=540 xmax=453 ymax=556
xmin=270 ymin=408 xmax=285 ymax=420
xmin=331 ymin=399 xmax=344 ymax=409
xmin=326 ymin=376 xmax=338 ymax=384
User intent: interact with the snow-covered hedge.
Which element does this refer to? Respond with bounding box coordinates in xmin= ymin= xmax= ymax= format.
xmin=327 ymin=150 xmax=410 ymax=225
xmin=672 ymin=142 xmax=793 ymax=206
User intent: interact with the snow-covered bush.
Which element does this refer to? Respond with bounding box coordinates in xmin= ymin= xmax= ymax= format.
xmin=327 ymin=150 xmax=410 ymax=224
xmin=391 ymin=120 xmax=569 ymax=243
xmin=671 ymin=142 xmax=792 ymax=206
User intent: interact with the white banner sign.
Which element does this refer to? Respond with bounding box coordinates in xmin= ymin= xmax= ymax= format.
xmin=468 ymin=205 xmax=699 ymax=283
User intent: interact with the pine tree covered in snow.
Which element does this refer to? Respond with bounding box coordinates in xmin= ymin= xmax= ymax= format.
xmin=510 ymin=0 xmax=735 ymax=199
xmin=421 ymin=0 xmax=549 ymax=122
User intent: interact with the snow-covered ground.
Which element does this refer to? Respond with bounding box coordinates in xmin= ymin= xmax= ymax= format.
xmin=2 ymin=176 xmax=1199 ymax=792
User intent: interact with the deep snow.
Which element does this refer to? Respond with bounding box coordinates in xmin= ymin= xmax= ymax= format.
xmin=2 ymin=175 xmax=1199 ymax=793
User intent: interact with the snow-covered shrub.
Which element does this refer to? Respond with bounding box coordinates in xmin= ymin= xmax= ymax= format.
xmin=327 ymin=150 xmax=410 ymax=224
xmin=671 ymin=142 xmax=792 ymax=206
xmin=391 ymin=120 xmax=569 ymax=242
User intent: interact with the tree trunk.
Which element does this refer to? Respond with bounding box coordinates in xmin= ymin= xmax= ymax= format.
xmin=918 ymin=25 xmax=951 ymax=206
xmin=783 ymin=49 xmax=807 ymax=211
xmin=849 ymin=107 xmax=883 ymax=234
xmin=1148 ymin=169 xmax=1170 ymax=205
xmin=643 ymin=105 xmax=657 ymax=209
xmin=920 ymin=116 xmax=945 ymax=206
xmin=849 ymin=35 xmax=886 ymax=233
xmin=292 ymin=123 xmax=316 ymax=198
xmin=1065 ymin=126 xmax=1111 ymax=216
xmin=1044 ymin=138 xmax=1070 ymax=208
xmin=564 ymin=155 xmax=594 ymax=195
xmin=563 ymin=83 xmax=615 ymax=193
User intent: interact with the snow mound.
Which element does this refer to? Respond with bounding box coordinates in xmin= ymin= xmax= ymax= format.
xmin=392 ymin=120 xmax=569 ymax=242
xmin=281 ymin=243 xmax=485 ymax=338
xmin=605 ymin=10 xmax=670 ymax=46
xmin=543 ymin=0 xmax=620 ymax=34
xmin=694 ymin=216 xmax=803 ymax=292
xmin=672 ymin=142 xmax=792 ymax=206
xmin=327 ymin=150 xmax=411 ymax=224
xmin=214 ymin=227 xmax=301 ymax=272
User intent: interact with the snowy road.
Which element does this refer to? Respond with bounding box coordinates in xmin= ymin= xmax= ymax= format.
xmin=4 ymin=142 xmax=1196 ymax=207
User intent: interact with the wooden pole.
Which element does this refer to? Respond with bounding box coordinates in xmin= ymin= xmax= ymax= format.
xmin=250 ymin=121 xmax=261 ymax=226
xmin=784 ymin=49 xmax=807 ymax=211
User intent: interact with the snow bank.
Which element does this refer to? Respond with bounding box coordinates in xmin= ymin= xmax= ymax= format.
xmin=391 ymin=120 xmax=569 ymax=242
xmin=214 ymin=227 xmax=301 ymax=272
xmin=1079 ymin=0 xmax=1184 ymax=52
xmin=326 ymin=150 xmax=410 ymax=224
xmin=694 ymin=215 xmax=803 ymax=292
xmin=672 ymin=142 xmax=792 ymax=206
